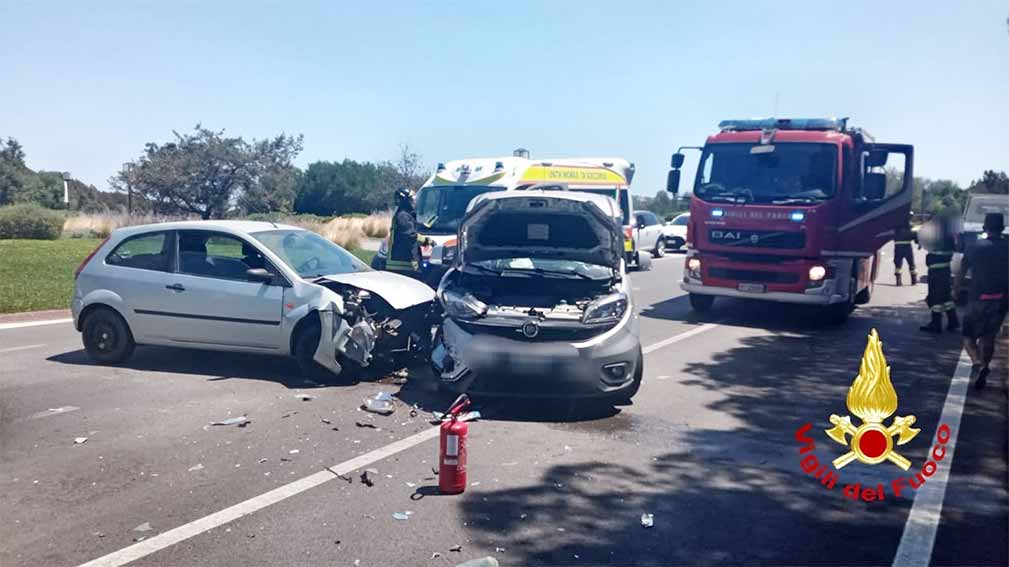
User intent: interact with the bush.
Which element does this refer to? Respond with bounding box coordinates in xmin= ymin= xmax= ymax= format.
xmin=0 ymin=204 xmax=64 ymax=239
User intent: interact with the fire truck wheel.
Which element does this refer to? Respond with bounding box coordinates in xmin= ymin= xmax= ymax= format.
xmin=824 ymin=277 xmax=857 ymax=324
xmin=689 ymin=293 xmax=715 ymax=313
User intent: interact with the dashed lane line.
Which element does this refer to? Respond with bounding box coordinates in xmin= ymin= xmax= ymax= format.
xmin=75 ymin=322 xmax=720 ymax=567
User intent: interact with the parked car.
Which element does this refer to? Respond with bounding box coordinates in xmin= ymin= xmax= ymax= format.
xmin=952 ymin=194 xmax=1009 ymax=303
xmin=71 ymin=221 xmax=437 ymax=377
xmin=633 ymin=210 xmax=666 ymax=260
xmin=662 ymin=212 xmax=689 ymax=251
xmin=430 ymin=191 xmax=642 ymax=404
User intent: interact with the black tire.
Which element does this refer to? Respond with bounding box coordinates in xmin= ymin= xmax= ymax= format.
xmin=689 ymin=293 xmax=715 ymax=313
xmin=81 ymin=307 xmax=135 ymax=364
xmin=825 ymin=277 xmax=857 ymax=324
xmin=293 ymin=321 xmax=331 ymax=380
xmin=609 ymin=347 xmax=644 ymax=405
xmin=653 ymin=238 xmax=666 ymax=258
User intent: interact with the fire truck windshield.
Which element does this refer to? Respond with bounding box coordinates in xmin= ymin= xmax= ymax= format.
xmin=694 ymin=142 xmax=838 ymax=205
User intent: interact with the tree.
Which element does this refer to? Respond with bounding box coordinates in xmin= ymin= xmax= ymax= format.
xmin=389 ymin=143 xmax=428 ymax=191
xmin=294 ymin=159 xmax=400 ymax=216
xmin=968 ymin=170 xmax=1008 ymax=195
xmin=0 ymin=137 xmax=27 ymax=206
xmin=111 ymin=126 xmax=303 ymax=219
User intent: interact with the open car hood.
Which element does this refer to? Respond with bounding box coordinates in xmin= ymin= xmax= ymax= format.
xmin=314 ymin=271 xmax=435 ymax=310
xmin=458 ymin=194 xmax=623 ymax=269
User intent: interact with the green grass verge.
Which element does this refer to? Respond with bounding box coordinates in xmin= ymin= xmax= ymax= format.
xmin=0 ymin=239 xmax=379 ymax=314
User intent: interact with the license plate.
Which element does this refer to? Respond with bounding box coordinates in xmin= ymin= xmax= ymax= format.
xmin=738 ymin=283 xmax=766 ymax=293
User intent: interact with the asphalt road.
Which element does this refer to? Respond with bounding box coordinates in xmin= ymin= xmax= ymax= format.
xmin=1 ymin=244 xmax=1006 ymax=566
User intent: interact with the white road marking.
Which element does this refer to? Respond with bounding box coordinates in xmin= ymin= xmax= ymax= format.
xmin=0 ymin=343 xmax=45 ymax=353
xmin=78 ymin=323 xmax=724 ymax=567
xmin=77 ymin=426 xmax=440 ymax=567
xmin=0 ymin=318 xmax=73 ymax=331
xmin=643 ymin=323 xmax=719 ymax=355
xmin=891 ymin=350 xmax=972 ymax=567
xmin=30 ymin=405 xmax=80 ymax=419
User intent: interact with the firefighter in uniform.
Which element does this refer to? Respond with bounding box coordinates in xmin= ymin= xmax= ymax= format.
xmin=961 ymin=213 xmax=1008 ymax=389
xmin=893 ymin=219 xmax=917 ymax=286
xmin=386 ymin=188 xmax=429 ymax=279
xmin=919 ymin=222 xmax=959 ymax=333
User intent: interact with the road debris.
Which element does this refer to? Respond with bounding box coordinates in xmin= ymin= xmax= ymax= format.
xmin=294 ymin=393 xmax=317 ymax=402
xmin=74 ymin=437 xmax=88 ymax=445
xmin=288 ymin=449 xmax=300 ymax=455
xmin=406 ymin=481 xmax=417 ymax=488
xmin=360 ymin=468 xmax=378 ymax=487
xmin=495 ymin=547 xmax=505 ymax=552
xmin=188 ymin=463 xmax=204 ymax=472
xmin=431 ymin=552 xmax=442 ymax=559
xmin=281 ymin=411 xmax=298 ymax=418
xmin=449 ymin=545 xmax=463 ymax=553
xmin=355 ymin=421 xmax=378 ymax=429
xmin=640 ymin=513 xmax=654 ymax=528
xmin=320 ymin=418 xmax=332 ymax=424
xmin=392 ymin=512 xmax=410 ymax=521
xmin=258 ymin=458 xmax=269 ymax=464
xmin=92 ymin=531 xmax=105 ymax=538
xmin=133 ymin=522 xmax=152 ymax=533
xmin=210 ymin=416 xmax=250 ymax=427
xmin=362 ymin=392 xmax=395 ymax=415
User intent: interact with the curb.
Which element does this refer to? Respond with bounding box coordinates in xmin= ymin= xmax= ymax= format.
xmin=0 ymin=308 xmax=71 ymax=325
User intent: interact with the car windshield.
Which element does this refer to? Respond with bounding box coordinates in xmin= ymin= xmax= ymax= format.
xmin=671 ymin=214 xmax=689 ymax=226
xmin=570 ymin=188 xmax=631 ymax=225
xmin=251 ymin=229 xmax=369 ymax=278
xmin=694 ymin=143 xmax=838 ymax=205
xmin=964 ymin=198 xmax=1009 ymax=226
xmin=415 ymin=185 xmax=505 ymax=234
xmin=468 ymin=257 xmax=613 ymax=280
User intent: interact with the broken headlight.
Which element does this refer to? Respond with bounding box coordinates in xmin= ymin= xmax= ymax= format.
xmin=582 ymin=292 xmax=628 ymax=324
xmin=442 ymin=289 xmax=488 ymax=320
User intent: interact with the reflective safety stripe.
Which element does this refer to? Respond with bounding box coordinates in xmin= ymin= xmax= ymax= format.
xmin=386 ymin=259 xmax=418 ymax=271
xmin=942 ymin=301 xmax=956 ymax=311
xmin=894 ymin=240 xmax=912 ymax=244
xmin=927 ymin=262 xmax=950 ymax=269
xmin=931 ymin=305 xmax=945 ymax=313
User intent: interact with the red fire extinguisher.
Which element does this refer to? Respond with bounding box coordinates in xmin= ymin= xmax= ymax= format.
xmin=439 ymin=394 xmax=471 ymax=495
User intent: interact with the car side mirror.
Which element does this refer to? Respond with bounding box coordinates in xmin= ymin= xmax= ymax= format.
xmin=666 ymin=169 xmax=681 ymax=194
xmin=671 ymin=153 xmax=685 ymax=169
xmin=638 ymin=220 xmax=647 ymax=229
xmin=246 ymin=268 xmax=274 ymax=283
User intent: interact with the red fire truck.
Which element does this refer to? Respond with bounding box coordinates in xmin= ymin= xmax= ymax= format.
xmin=667 ymin=118 xmax=913 ymax=322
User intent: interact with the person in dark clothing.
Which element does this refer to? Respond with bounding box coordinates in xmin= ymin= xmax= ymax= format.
xmin=961 ymin=213 xmax=1009 ymax=389
xmin=919 ymin=219 xmax=959 ymax=333
xmin=386 ymin=188 xmax=430 ymax=278
xmin=893 ymin=220 xmax=918 ymax=286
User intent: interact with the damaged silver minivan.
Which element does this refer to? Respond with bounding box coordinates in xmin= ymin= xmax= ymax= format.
xmin=71 ymin=221 xmax=437 ymax=378
xmin=431 ymin=191 xmax=643 ymax=403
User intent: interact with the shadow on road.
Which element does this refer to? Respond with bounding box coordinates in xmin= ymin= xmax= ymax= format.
xmin=459 ymin=300 xmax=1004 ymax=565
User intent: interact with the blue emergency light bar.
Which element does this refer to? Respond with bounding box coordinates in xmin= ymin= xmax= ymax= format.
xmin=718 ymin=117 xmax=849 ymax=132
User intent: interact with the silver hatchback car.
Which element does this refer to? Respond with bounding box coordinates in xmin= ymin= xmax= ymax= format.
xmin=72 ymin=221 xmax=436 ymax=377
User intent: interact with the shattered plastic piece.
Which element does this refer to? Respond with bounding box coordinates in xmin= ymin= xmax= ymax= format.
xmin=355 ymin=421 xmax=378 ymax=429
xmin=74 ymin=437 xmax=88 ymax=445
xmin=93 ymin=532 xmax=105 ymax=538
xmin=294 ymin=394 xmax=317 ymax=401
xmin=133 ymin=522 xmax=152 ymax=532
xmin=321 ymin=418 xmax=332 ymax=424
xmin=360 ymin=468 xmax=378 ymax=487
xmin=211 ymin=416 xmax=250 ymax=427
xmin=288 ymin=449 xmax=300 ymax=454
xmin=406 ymin=482 xmax=417 ymax=488
xmin=188 ymin=463 xmax=204 ymax=472
xmin=258 ymin=458 xmax=269 ymax=463
xmin=449 ymin=545 xmax=463 ymax=552
xmin=640 ymin=513 xmax=654 ymax=528
xmin=281 ymin=411 xmax=298 ymax=419
xmin=470 ymin=481 xmax=481 ymax=487
xmin=392 ymin=512 xmax=409 ymax=521
xmin=431 ymin=552 xmax=442 ymax=559
xmin=133 ymin=536 xmax=146 ymax=543
xmin=362 ymin=392 xmax=395 ymax=415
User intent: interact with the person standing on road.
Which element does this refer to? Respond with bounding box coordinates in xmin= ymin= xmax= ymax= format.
xmin=961 ymin=213 xmax=1009 ymax=389
xmin=386 ymin=188 xmax=430 ymax=279
xmin=893 ymin=218 xmax=918 ymax=286
xmin=919 ymin=218 xmax=959 ymax=333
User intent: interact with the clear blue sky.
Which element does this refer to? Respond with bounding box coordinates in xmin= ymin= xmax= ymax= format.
xmin=2 ymin=1 xmax=1006 ymax=196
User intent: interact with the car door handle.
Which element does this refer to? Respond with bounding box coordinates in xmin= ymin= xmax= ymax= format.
xmin=165 ymin=283 xmax=186 ymax=292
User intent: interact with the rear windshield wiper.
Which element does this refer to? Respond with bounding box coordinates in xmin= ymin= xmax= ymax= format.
xmin=771 ymin=197 xmax=820 ymax=205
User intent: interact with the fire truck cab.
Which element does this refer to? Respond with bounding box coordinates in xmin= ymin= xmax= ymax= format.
xmin=667 ymin=118 xmax=914 ymax=322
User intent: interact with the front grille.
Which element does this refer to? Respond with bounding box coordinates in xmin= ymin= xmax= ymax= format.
xmin=457 ymin=319 xmax=612 ymax=341
xmin=708 ymin=267 xmax=799 ymax=284
xmin=708 ymin=229 xmax=805 ymax=249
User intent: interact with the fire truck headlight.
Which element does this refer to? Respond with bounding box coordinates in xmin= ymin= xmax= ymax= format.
xmin=808 ymin=265 xmax=827 ymax=282
xmin=687 ymin=257 xmax=702 ymax=278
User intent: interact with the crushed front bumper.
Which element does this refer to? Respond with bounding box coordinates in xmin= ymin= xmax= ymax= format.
xmin=431 ymin=314 xmax=641 ymax=399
